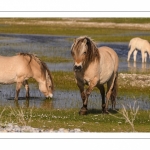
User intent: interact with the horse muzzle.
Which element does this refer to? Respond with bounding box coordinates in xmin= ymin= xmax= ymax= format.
xmin=74 ymin=65 xmax=82 ymax=72
xmin=46 ymin=93 xmax=53 ymax=99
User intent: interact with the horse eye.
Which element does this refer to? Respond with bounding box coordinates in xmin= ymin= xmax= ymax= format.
xmin=83 ymin=52 xmax=86 ymax=55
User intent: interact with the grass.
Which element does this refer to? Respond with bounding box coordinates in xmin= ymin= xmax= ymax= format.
xmin=0 ymin=18 xmax=150 ymax=132
xmin=39 ymin=56 xmax=72 ymax=63
xmin=0 ymin=105 xmax=149 ymax=132
xmin=39 ymin=71 xmax=150 ymax=97
xmin=1 ymin=18 xmax=150 ymax=42
xmin=27 ymin=70 xmax=150 ymax=98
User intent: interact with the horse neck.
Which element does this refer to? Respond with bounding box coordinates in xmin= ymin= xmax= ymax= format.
xmin=83 ymin=57 xmax=99 ymax=72
xmin=30 ymin=58 xmax=47 ymax=83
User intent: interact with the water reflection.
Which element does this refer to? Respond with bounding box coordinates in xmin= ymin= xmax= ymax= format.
xmin=0 ymin=34 xmax=150 ymax=111
xmin=5 ymin=94 xmax=150 ymax=111
xmin=127 ymin=61 xmax=150 ymax=73
xmin=13 ymin=97 xmax=54 ymax=109
xmin=14 ymin=99 xmax=29 ymax=108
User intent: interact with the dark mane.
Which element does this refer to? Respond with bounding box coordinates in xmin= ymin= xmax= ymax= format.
xmin=71 ymin=36 xmax=100 ymax=62
xmin=17 ymin=53 xmax=54 ymax=91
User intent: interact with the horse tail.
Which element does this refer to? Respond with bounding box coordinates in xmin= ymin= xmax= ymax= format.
xmin=110 ymin=72 xmax=118 ymax=110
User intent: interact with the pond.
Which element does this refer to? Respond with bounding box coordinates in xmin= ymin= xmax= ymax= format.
xmin=0 ymin=33 xmax=150 ymax=111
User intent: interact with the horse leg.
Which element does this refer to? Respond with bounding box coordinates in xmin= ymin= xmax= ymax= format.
xmin=23 ymin=80 xmax=30 ymax=98
xmin=15 ymin=82 xmax=23 ymax=100
xmin=81 ymin=77 xmax=99 ymax=114
xmin=97 ymin=84 xmax=105 ymax=113
xmin=77 ymin=77 xmax=98 ymax=115
xmin=127 ymin=47 xmax=135 ymax=61
xmin=141 ymin=51 xmax=146 ymax=63
xmin=144 ymin=52 xmax=147 ymax=63
xmin=76 ymin=81 xmax=87 ymax=115
xmin=133 ymin=50 xmax=137 ymax=62
xmin=106 ymin=72 xmax=118 ymax=113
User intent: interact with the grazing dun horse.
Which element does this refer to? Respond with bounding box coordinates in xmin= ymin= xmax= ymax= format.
xmin=71 ymin=36 xmax=119 ymax=114
xmin=0 ymin=53 xmax=54 ymax=100
xmin=127 ymin=37 xmax=150 ymax=63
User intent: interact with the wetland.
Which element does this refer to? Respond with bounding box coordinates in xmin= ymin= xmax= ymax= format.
xmin=0 ymin=18 xmax=150 ymax=132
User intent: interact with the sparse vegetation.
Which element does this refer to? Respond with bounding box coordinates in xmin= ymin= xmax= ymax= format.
xmin=1 ymin=18 xmax=150 ymax=42
xmin=0 ymin=18 xmax=150 ymax=132
xmin=0 ymin=104 xmax=149 ymax=132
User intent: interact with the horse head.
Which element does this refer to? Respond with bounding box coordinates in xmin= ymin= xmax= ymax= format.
xmin=33 ymin=58 xmax=54 ymax=99
xmin=45 ymin=70 xmax=54 ymax=98
xmin=38 ymin=71 xmax=54 ymax=99
xmin=71 ymin=36 xmax=99 ymax=72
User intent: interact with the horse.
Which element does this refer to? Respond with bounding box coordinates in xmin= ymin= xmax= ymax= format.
xmin=127 ymin=37 xmax=150 ymax=63
xmin=0 ymin=53 xmax=54 ymax=100
xmin=71 ymin=36 xmax=119 ymax=115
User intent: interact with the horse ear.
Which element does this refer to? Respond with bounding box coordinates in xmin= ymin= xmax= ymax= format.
xmin=83 ymin=38 xmax=87 ymax=44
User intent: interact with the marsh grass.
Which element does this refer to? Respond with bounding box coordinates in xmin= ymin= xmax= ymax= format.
xmin=120 ymin=102 xmax=139 ymax=132
xmin=44 ymin=71 xmax=150 ymax=97
xmin=109 ymin=101 xmax=139 ymax=132
xmin=9 ymin=106 xmax=33 ymax=126
xmin=39 ymin=56 xmax=72 ymax=63
xmin=0 ymin=18 xmax=150 ymax=132
xmin=0 ymin=105 xmax=149 ymax=132
xmin=1 ymin=18 xmax=150 ymax=42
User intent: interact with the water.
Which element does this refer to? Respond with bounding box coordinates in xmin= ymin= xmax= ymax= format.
xmin=0 ymin=33 xmax=150 ymax=110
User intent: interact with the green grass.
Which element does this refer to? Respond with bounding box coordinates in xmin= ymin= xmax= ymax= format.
xmin=1 ymin=18 xmax=150 ymax=42
xmin=0 ymin=18 xmax=150 ymax=132
xmin=27 ymin=71 xmax=150 ymax=98
xmin=52 ymin=71 xmax=77 ymax=90
xmin=39 ymin=56 xmax=72 ymax=63
xmin=45 ymin=71 xmax=150 ymax=97
xmin=0 ymin=106 xmax=149 ymax=132
xmin=88 ymin=18 xmax=150 ymax=23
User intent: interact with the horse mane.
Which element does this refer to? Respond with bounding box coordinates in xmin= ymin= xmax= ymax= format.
xmin=71 ymin=36 xmax=100 ymax=62
xmin=17 ymin=53 xmax=54 ymax=91
xmin=41 ymin=61 xmax=54 ymax=91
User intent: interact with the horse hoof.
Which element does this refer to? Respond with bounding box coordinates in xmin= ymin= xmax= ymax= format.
xmin=102 ymin=110 xmax=109 ymax=114
xmin=79 ymin=107 xmax=88 ymax=115
xmin=79 ymin=110 xmax=87 ymax=115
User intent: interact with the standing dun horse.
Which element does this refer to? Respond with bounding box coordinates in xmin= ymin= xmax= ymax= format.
xmin=0 ymin=53 xmax=54 ymax=100
xmin=71 ymin=36 xmax=119 ymax=115
xmin=127 ymin=37 xmax=150 ymax=63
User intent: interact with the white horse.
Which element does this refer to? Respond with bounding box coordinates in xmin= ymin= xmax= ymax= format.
xmin=127 ymin=37 xmax=150 ymax=63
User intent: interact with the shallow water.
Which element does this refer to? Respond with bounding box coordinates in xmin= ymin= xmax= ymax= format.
xmin=0 ymin=83 xmax=150 ymax=111
xmin=0 ymin=33 xmax=150 ymax=110
xmin=1 ymin=33 xmax=150 ymax=72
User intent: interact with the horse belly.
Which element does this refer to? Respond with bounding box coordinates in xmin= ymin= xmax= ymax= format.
xmin=0 ymin=72 xmax=17 ymax=84
xmin=99 ymin=73 xmax=112 ymax=84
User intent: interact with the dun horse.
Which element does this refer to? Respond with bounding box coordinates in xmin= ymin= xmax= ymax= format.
xmin=0 ymin=53 xmax=54 ymax=100
xmin=127 ymin=37 xmax=150 ymax=63
xmin=71 ymin=36 xmax=119 ymax=115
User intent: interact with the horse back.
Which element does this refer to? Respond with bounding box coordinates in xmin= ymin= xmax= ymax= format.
xmin=98 ymin=46 xmax=119 ymax=71
xmin=129 ymin=37 xmax=150 ymax=50
xmin=0 ymin=55 xmax=32 ymax=81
